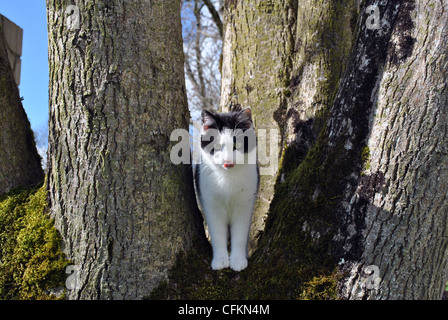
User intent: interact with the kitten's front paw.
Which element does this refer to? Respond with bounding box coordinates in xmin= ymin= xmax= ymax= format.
xmin=211 ymin=255 xmax=230 ymax=270
xmin=230 ymin=256 xmax=248 ymax=272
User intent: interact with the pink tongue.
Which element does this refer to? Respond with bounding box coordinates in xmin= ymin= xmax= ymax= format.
xmin=223 ymin=163 xmax=234 ymax=168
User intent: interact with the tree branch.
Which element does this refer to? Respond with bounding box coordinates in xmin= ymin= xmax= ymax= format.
xmin=202 ymin=0 xmax=223 ymax=38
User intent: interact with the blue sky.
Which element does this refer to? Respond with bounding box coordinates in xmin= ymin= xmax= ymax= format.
xmin=0 ymin=1 xmax=49 ymax=133
xmin=0 ymin=1 xmax=208 ymax=137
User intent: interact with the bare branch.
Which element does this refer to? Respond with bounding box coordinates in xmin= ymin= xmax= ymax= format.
xmin=202 ymin=0 xmax=223 ymax=38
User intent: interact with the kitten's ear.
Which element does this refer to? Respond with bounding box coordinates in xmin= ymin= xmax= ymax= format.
xmin=238 ymin=107 xmax=253 ymax=121
xmin=237 ymin=107 xmax=254 ymax=128
xmin=201 ymin=110 xmax=217 ymax=131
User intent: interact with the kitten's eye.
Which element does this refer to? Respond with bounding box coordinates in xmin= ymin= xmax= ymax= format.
xmin=214 ymin=143 xmax=222 ymax=151
xmin=234 ymin=142 xmax=242 ymax=150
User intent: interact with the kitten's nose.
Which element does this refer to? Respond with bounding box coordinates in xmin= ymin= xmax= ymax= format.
xmin=223 ymin=161 xmax=234 ymax=168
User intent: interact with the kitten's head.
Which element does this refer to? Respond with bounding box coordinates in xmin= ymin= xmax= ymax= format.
xmin=200 ymin=107 xmax=256 ymax=169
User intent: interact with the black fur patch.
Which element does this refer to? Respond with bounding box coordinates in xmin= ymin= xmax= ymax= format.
xmin=201 ymin=108 xmax=256 ymax=154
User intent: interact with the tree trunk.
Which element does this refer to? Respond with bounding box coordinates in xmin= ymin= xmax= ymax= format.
xmin=0 ymin=30 xmax=44 ymax=196
xmin=46 ymin=0 xmax=204 ymax=300
xmin=338 ymin=0 xmax=448 ymax=299
xmin=220 ymin=0 xmax=358 ymax=252
xmin=255 ymin=0 xmax=448 ymax=300
xmin=150 ymin=0 xmax=448 ymax=300
xmin=220 ymin=0 xmax=297 ymax=252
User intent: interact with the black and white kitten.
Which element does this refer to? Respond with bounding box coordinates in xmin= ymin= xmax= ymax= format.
xmin=195 ymin=107 xmax=259 ymax=271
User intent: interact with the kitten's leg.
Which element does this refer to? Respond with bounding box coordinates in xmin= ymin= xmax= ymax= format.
xmin=229 ymin=208 xmax=252 ymax=272
xmin=206 ymin=211 xmax=230 ymax=270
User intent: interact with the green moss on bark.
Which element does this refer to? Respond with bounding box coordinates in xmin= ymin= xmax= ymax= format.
xmin=0 ymin=181 xmax=70 ymax=300
xmin=361 ymin=146 xmax=371 ymax=174
xmin=298 ymin=274 xmax=340 ymax=300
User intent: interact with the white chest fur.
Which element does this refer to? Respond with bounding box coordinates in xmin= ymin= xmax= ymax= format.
xmin=198 ymin=161 xmax=258 ymax=210
xmin=196 ymin=155 xmax=258 ymax=271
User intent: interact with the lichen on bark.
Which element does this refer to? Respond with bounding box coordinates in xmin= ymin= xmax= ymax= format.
xmin=219 ymin=0 xmax=359 ymax=254
xmin=342 ymin=0 xmax=448 ymax=299
xmin=46 ymin=0 xmax=204 ymax=299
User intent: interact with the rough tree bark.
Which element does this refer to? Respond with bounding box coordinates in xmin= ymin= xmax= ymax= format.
xmin=220 ymin=0 xmax=358 ymax=252
xmin=46 ymin=0 xmax=203 ymax=299
xmin=220 ymin=0 xmax=298 ymax=251
xmin=338 ymin=0 xmax=448 ymax=299
xmin=251 ymin=0 xmax=448 ymax=300
xmin=0 ymin=31 xmax=44 ymax=196
xmin=151 ymin=0 xmax=448 ymax=300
